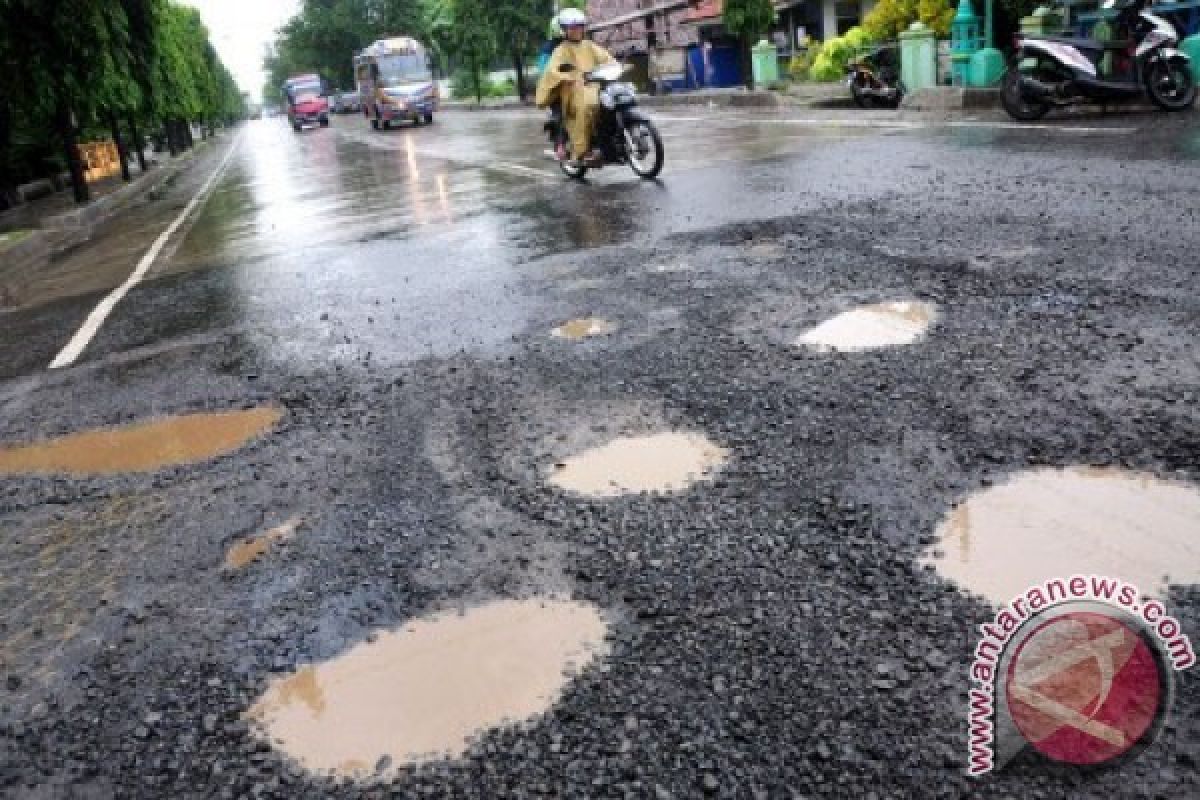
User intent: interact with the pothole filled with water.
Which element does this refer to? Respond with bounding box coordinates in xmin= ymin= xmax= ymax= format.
xmin=551 ymin=317 xmax=615 ymax=340
xmin=922 ymin=467 xmax=1200 ymax=605
xmin=225 ymin=517 xmax=302 ymax=570
xmin=795 ymin=301 xmax=937 ymax=352
xmin=548 ymin=432 xmax=728 ymax=496
xmin=0 ymin=407 xmax=282 ymax=476
xmin=247 ymin=597 xmax=609 ymax=776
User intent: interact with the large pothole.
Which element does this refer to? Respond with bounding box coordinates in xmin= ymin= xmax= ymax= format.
xmin=547 ymin=432 xmax=728 ymax=496
xmin=551 ymin=317 xmax=616 ymax=340
xmin=921 ymin=467 xmax=1200 ymax=605
xmin=248 ymin=598 xmax=609 ymax=776
xmin=795 ymin=301 xmax=937 ymax=352
xmin=0 ymin=407 xmax=282 ymax=476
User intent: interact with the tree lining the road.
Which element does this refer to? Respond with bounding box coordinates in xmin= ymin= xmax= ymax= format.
xmin=263 ymin=0 xmax=555 ymax=105
xmin=0 ymin=0 xmax=245 ymax=208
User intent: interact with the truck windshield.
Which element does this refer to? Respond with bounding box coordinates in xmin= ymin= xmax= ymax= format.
xmin=288 ymin=81 xmax=322 ymax=100
xmin=376 ymin=54 xmax=431 ymax=85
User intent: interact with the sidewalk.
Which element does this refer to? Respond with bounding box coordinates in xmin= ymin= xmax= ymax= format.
xmin=0 ymin=135 xmax=223 ymax=309
xmin=441 ymin=83 xmax=855 ymax=113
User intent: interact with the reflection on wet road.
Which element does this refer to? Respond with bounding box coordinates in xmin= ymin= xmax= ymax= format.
xmin=0 ymin=107 xmax=1192 ymax=380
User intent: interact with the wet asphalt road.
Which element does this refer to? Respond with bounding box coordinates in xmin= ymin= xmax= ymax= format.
xmin=1 ymin=107 xmax=1200 ymax=798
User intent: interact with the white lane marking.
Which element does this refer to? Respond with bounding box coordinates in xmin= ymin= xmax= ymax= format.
xmin=654 ymin=114 xmax=1135 ymax=135
xmin=490 ymin=162 xmax=556 ymax=179
xmin=945 ymin=121 xmax=1136 ymax=134
xmin=49 ymin=132 xmax=243 ymax=370
xmin=654 ymin=115 xmax=920 ymax=129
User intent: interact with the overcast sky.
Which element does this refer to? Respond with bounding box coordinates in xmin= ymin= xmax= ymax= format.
xmin=181 ymin=0 xmax=301 ymax=102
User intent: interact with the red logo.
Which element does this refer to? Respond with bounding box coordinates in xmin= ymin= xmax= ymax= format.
xmin=1004 ymin=611 xmax=1165 ymax=765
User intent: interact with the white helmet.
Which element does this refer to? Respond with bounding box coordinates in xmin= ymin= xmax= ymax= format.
xmin=557 ymin=8 xmax=587 ymax=28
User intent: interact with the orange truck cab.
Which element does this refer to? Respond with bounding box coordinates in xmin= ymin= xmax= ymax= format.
xmin=283 ymin=74 xmax=330 ymax=131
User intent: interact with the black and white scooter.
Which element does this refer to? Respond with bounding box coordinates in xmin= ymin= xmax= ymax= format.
xmin=1003 ymin=0 xmax=1195 ymax=120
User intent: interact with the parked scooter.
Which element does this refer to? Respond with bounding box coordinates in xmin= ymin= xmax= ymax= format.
xmin=544 ymin=62 xmax=665 ymax=180
xmin=1003 ymin=0 xmax=1195 ymax=120
xmin=846 ymin=44 xmax=905 ymax=109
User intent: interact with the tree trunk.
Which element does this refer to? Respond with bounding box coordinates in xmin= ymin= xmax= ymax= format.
xmin=128 ymin=116 xmax=147 ymax=172
xmin=108 ymin=111 xmax=132 ymax=182
xmin=741 ymin=35 xmax=755 ymax=90
xmin=55 ymin=103 xmax=89 ymax=204
xmin=512 ymin=49 xmax=528 ymax=103
xmin=0 ymin=104 xmax=16 ymax=210
xmin=166 ymin=120 xmax=179 ymax=157
xmin=472 ymin=57 xmax=483 ymax=105
xmin=184 ymin=120 xmax=194 ymax=149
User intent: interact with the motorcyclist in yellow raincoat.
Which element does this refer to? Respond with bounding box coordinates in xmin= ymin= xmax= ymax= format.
xmin=535 ymin=8 xmax=615 ymax=166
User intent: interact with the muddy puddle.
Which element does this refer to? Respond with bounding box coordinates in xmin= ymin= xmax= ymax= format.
xmin=248 ymin=598 xmax=609 ymax=775
xmin=0 ymin=407 xmax=282 ymax=476
xmin=796 ymin=301 xmax=937 ymax=352
xmin=922 ymin=467 xmax=1200 ymax=605
xmin=549 ymin=432 xmax=728 ymax=496
xmin=551 ymin=317 xmax=615 ymax=340
xmin=225 ymin=517 xmax=302 ymax=570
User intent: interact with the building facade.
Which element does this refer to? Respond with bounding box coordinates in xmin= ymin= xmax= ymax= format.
xmin=587 ymin=0 xmax=878 ymax=89
xmin=587 ymin=1 xmax=698 ymax=88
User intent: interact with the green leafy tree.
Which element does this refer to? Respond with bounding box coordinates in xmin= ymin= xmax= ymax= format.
xmin=723 ymin=0 xmax=776 ymax=89
xmin=809 ymin=26 xmax=873 ymax=81
xmin=447 ymin=0 xmax=496 ymax=104
xmin=0 ymin=0 xmax=241 ymax=205
xmin=492 ymin=0 xmax=553 ymax=102
xmin=418 ymin=0 xmax=454 ymax=74
xmin=863 ymin=0 xmax=956 ymax=40
xmin=0 ymin=0 xmax=130 ymax=202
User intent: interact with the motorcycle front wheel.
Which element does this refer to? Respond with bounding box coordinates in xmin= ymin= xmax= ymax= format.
xmin=623 ymin=120 xmax=664 ymax=179
xmin=1146 ymin=60 xmax=1197 ymax=111
xmin=1001 ymin=67 xmax=1051 ymax=122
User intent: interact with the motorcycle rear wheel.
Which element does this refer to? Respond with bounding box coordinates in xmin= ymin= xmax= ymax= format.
xmin=1146 ymin=60 xmax=1197 ymax=111
xmin=1001 ymin=67 xmax=1051 ymax=122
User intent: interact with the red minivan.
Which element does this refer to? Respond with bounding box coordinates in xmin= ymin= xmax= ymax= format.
xmin=283 ymin=74 xmax=330 ymax=132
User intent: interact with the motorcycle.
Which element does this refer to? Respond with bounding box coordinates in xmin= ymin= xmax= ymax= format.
xmin=845 ymin=44 xmax=905 ymax=109
xmin=544 ymin=62 xmax=665 ymax=180
xmin=1003 ymin=0 xmax=1195 ymax=120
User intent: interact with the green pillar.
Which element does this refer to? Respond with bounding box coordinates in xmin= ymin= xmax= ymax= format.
xmin=950 ymin=0 xmax=981 ymax=86
xmin=1181 ymin=35 xmax=1200 ymax=83
xmin=752 ymin=39 xmax=780 ymax=87
xmin=900 ymin=22 xmax=938 ymax=91
xmin=967 ymin=0 xmax=1005 ymax=86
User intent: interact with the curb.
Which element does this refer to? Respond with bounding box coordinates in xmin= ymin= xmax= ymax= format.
xmin=41 ymin=140 xmax=212 ymax=232
xmin=902 ymin=87 xmax=1001 ymax=111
